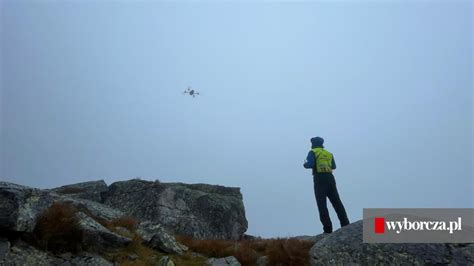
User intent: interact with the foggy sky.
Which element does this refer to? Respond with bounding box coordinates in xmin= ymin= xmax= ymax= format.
xmin=1 ymin=1 xmax=472 ymax=237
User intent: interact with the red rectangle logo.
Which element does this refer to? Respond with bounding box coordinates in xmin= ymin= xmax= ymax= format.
xmin=374 ymin=217 xmax=385 ymax=234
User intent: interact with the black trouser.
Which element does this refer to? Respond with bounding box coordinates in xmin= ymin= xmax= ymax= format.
xmin=313 ymin=173 xmax=350 ymax=233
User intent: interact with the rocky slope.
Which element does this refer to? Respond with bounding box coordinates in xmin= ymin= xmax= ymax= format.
xmin=51 ymin=179 xmax=248 ymax=240
xmin=1 ymin=179 xmax=472 ymax=265
xmin=52 ymin=179 xmax=248 ymax=240
xmin=0 ymin=179 xmax=245 ymax=265
xmin=309 ymin=220 xmax=473 ymax=265
xmin=51 ymin=180 xmax=108 ymax=202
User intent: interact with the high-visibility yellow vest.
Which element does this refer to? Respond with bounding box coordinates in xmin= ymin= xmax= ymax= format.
xmin=311 ymin=147 xmax=333 ymax=173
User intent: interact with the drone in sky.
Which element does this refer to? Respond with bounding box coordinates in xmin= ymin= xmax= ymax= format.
xmin=183 ymin=87 xmax=200 ymax=98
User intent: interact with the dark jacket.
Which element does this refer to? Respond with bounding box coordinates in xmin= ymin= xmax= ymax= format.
xmin=303 ymin=145 xmax=336 ymax=175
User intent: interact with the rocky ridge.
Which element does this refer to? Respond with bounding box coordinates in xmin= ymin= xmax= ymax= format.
xmin=1 ymin=179 xmax=247 ymax=265
xmin=1 ymin=179 xmax=472 ymax=265
xmin=309 ymin=220 xmax=473 ymax=265
xmin=102 ymin=179 xmax=248 ymax=240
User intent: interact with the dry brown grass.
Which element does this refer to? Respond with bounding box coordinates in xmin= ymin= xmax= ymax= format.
xmin=265 ymin=238 xmax=314 ymax=266
xmin=232 ymin=241 xmax=260 ymax=265
xmin=33 ymin=202 xmax=313 ymax=265
xmin=103 ymin=233 xmax=157 ymax=265
xmin=34 ymin=202 xmax=83 ymax=253
xmin=32 ymin=202 xmax=208 ymax=265
xmin=104 ymin=233 xmax=208 ymax=265
xmin=33 ymin=202 xmax=139 ymax=255
xmin=176 ymin=236 xmax=314 ymax=266
xmin=176 ymin=236 xmax=235 ymax=258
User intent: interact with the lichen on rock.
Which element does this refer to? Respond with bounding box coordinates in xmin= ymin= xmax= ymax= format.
xmin=102 ymin=179 xmax=248 ymax=240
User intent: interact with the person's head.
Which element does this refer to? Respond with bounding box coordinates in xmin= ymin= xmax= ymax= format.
xmin=311 ymin=136 xmax=324 ymax=148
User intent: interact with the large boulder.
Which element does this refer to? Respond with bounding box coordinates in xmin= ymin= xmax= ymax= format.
xmin=76 ymin=212 xmax=132 ymax=251
xmin=54 ymin=196 xmax=126 ymax=222
xmin=0 ymin=182 xmax=54 ymax=232
xmin=137 ymin=221 xmax=187 ymax=254
xmin=0 ymin=181 xmax=125 ymax=234
xmin=309 ymin=220 xmax=474 ymax=265
xmin=51 ymin=180 xmax=108 ymax=202
xmin=102 ymin=179 xmax=248 ymax=240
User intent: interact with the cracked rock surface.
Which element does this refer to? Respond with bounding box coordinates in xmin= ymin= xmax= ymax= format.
xmin=102 ymin=179 xmax=248 ymax=240
xmin=309 ymin=220 xmax=474 ymax=265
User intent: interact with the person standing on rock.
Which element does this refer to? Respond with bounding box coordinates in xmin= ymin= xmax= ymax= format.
xmin=303 ymin=137 xmax=350 ymax=233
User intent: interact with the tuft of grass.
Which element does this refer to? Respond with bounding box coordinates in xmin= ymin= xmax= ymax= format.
xmin=176 ymin=236 xmax=235 ymax=258
xmin=232 ymin=241 xmax=260 ymax=266
xmin=33 ymin=202 xmax=207 ymax=265
xmin=104 ymin=233 xmax=157 ymax=265
xmin=265 ymin=238 xmax=314 ymax=266
xmin=169 ymin=253 xmax=208 ymax=266
xmin=33 ymin=202 xmax=314 ymax=265
xmin=104 ymin=233 xmax=208 ymax=266
xmin=34 ymin=202 xmax=83 ymax=253
xmin=176 ymin=236 xmax=314 ymax=266
xmin=33 ymin=202 xmax=139 ymax=254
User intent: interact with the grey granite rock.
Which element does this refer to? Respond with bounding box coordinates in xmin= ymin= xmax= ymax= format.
xmin=294 ymin=234 xmax=330 ymax=243
xmin=1 ymin=240 xmax=63 ymax=265
xmin=52 ymin=180 xmax=109 ymax=203
xmin=54 ymin=196 xmax=125 ymax=222
xmin=158 ymin=256 xmax=175 ymax=266
xmin=137 ymin=221 xmax=187 ymax=254
xmin=309 ymin=220 xmax=474 ymax=265
xmin=206 ymin=256 xmax=241 ymax=266
xmin=102 ymin=179 xmax=248 ymax=240
xmin=0 ymin=182 xmax=130 ymax=264
xmin=0 ymin=182 xmax=54 ymax=232
xmin=68 ymin=253 xmax=114 ymax=266
xmin=0 ymin=181 xmax=124 ymax=235
xmin=77 ymin=212 xmax=131 ymax=251
xmin=0 ymin=237 xmax=10 ymax=260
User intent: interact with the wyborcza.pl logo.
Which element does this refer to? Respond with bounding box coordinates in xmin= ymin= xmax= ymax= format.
xmin=373 ymin=217 xmax=462 ymax=234
xmin=363 ymin=208 xmax=473 ymax=243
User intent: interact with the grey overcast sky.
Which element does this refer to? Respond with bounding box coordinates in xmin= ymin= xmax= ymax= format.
xmin=1 ymin=1 xmax=472 ymax=237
